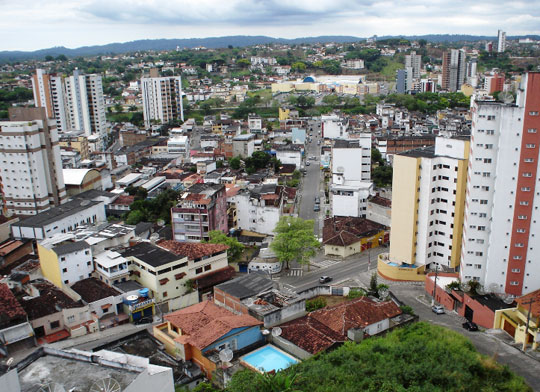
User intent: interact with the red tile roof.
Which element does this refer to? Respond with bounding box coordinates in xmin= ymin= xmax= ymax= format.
xmin=323 ymin=217 xmax=386 ymax=246
xmin=369 ymin=195 xmax=392 ymax=208
xmin=0 ymin=240 xmax=25 ymax=256
xmin=0 ymin=283 xmax=27 ymax=326
xmin=112 ymin=195 xmax=135 ymax=205
xmin=516 ymin=289 xmax=540 ymax=318
xmin=280 ymin=297 xmax=401 ymax=354
xmin=193 ymin=266 xmax=236 ymax=290
xmin=165 ymin=300 xmax=261 ymax=349
xmin=157 ymin=240 xmax=229 ymax=260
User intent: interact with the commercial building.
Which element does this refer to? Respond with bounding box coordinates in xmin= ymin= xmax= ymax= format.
xmin=171 ymin=183 xmax=228 ymax=242
xmin=379 ymin=136 xmax=470 ymax=280
xmin=1 ymin=108 xmax=67 ymax=216
xmin=11 ymin=198 xmax=106 ymax=240
xmin=232 ymin=134 xmax=255 ymax=158
xmin=405 ymin=51 xmax=422 ymax=79
xmin=141 ymin=75 xmax=184 ymax=128
xmin=442 ymin=49 xmax=466 ymax=92
xmin=460 ymin=73 xmax=540 ymax=296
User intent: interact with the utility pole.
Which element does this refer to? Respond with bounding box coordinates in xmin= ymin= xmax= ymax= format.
xmin=522 ymin=297 xmax=535 ymax=352
xmin=431 ymin=264 xmax=439 ymax=306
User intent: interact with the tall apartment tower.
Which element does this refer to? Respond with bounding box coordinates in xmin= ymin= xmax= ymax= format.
xmin=64 ymin=70 xmax=107 ymax=139
xmin=388 ymin=137 xmax=469 ymax=271
xmin=405 ymin=51 xmax=422 ymax=79
xmin=460 ymin=73 xmax=540 ymax=296
xmin=442 ymin=49 xmax=466 ymax=92
xmin=31 ymin=69 xmax=68 ymax=132
xmin=497 ymin=30 xmax=506 ymax=53
xmin=1 ymin=107 xmax=67 ymax=216
xmin=141 ymin=75 xmax=184 ymax=128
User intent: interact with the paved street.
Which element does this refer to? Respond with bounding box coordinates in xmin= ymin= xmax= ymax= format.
xmin=297 ymin=119 xmax=323 ymax=235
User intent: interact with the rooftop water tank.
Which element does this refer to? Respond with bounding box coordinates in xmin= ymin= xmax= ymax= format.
xmin=139 ymin=288 xmax=149 ymax=298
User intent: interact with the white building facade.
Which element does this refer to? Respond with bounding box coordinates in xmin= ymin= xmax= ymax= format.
xmin=461 ymin=73 xmax=540 ymax=296
xmin=141 ymin=76 xmax=184 ymax=128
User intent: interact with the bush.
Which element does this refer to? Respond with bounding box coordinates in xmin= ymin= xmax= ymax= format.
xmin=400 ymin=305 xmax=415 ymax=315
xmin=306 ymin=297 xmax=327 ymax=312
xmin=348 ymin=288 xmax=367 ymax=299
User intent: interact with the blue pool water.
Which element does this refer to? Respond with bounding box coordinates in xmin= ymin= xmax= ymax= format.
xmin=241 ymin=345 xmax=298 ymax=373
xmin=387 ymin=262 xmax=416 ymax=268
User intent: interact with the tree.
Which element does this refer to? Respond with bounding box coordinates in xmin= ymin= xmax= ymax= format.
xmin=271 ymin=216 xmax=319 ymax=270
xmin=291 ymin=61 xmax=306 ymax=73
xmin=229 ymin=156 xmax=241 ymax=170
xmin=226 ymin=322 xmax=531 ymax=392
xmin=207 ymin=230 xmax=244 ymax=262
xmin=237 ymin=59 xmax=251 ymax=68
xmin=371 ymin=148 xmax=384 ymax=166
xmin=372 ymin=165 xmax=393 ymax=188
xmin=114 ymin=103 xmax=123 ymax=113
xmin=45 ymin=55 xmax=54 ymax=61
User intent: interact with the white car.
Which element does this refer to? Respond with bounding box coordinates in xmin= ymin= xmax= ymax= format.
xmin=432 ymin=305 xmax=445 ymax=314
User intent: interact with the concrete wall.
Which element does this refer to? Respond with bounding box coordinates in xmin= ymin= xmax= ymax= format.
xmin=261 ymin=300 xmax=306 ymax=328
xmin=126 ymin=368 xmax=174 ymax=392
xmin=270 ymin=335 xmax=312 ymax=360
xmin=203 ymin=326 xmax=263 ymax=353
xmin=366 ymin=202 xmax=391 ymax=227
xmin=364 ymin=319 xmax=390 ymax=336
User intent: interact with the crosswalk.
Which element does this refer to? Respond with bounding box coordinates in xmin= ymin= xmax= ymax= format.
xmin=310 ymin=259 xmax=341 ymax=269
xmin=287 ymin=268 xmax=303 ymax=277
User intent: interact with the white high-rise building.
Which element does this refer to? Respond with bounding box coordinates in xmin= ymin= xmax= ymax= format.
xmin=1 ymin=108 xmax=67 ymax=216
xmin=32 ymin=69 xmax=106 ymax=141
xmin=141 ymin=76 xmax=184 ymax=128
xmin=31 ymin=69 xmax=68 ymax=132
xmin=64 ymin=70 xmax=107 ymax=140
xmin=497 ymin=30 xmax=507 ymax=53
xmin=461 ymin=72 xmax=540 ymax=296
xmin=331 ymin=137 xmax=373 ymax=217
xmin=405 ymin=51 xmax=422 ymax=79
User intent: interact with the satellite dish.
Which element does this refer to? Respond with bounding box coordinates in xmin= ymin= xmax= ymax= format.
xmin=499 ymin=92 xmax=514 ymax=104
xmin=271 ymin=327 xmax=282 ymax=337
xmin=476 ymin=285 xmax=486 ymax=295
xmin=460 ymin=282 xmax=471 ymax=293
xmin=245 ymin=298 xmax=254 ymax=306
xmin=261 ymin=329 xmax=270 ymax=335
xmin=503 ymin=295 xmax=516 ymax=305
xmin=378 ymin=288 xmax=389 ymax=299
xmin=157 ymin=219 xmax=165 ymax=227
xmin=36 ymin=383 xmax=66 ymax=392
xmin=487 ymin=283 xmax=500 ymax=294
xmin=90 ymin=378 xmax=122 ymax=392
xmin=6 ymin=357 xmax=14 ymax=367
xmin=219 ymin=348 xmax=233 ymax=363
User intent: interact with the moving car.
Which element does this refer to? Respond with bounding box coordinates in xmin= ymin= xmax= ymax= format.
xmin=431 ymin=305 xmax=445 ymax=314
xmin=319 ymin=276 xmax=332 ymax=284
xmin=462 ymin=320 xmax=479 ymax=331
xmin=306 ymin=161 xmax=310 ymax=166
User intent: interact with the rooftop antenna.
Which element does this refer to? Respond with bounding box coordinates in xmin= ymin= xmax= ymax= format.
xmin=89 ymin=378 xmax=122 ymax=392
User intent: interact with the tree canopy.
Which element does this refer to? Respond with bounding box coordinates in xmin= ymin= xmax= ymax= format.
xmin=270 ymin=216 xmax=319 ymax=270
xmin=225 ymin=322 xmax=531 ymax=392
xmin=206 ymin=230 xmax=244 ymax=262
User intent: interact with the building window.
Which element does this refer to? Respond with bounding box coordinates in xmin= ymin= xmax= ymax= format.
xmin=518 ymin=215 xmax=528 ymax=220
xmin=196 ymin=267 xmax=203 ymax=274
xmin=528 ymin=129 xmax=538 ymax=133
xmin=517 ymin=228 xmax=526 ymax=233
xmin=523 ymin=173 xmax=532 ymax=177
xmin=511 ymin=268 xmax=521 ymax=273
xmin=526 ymin=144 xmax=536 ymax=148
xmin=62 ymin=268 xmax=67 ymax=273
xmin=163 ymin=291 xmax=168 ymax=298
xmin=510 ymin=281 xmax=520 ymax=286
xmin=515 ymin=243 xmax=524 ymax=248
xmin=50 ymin=320 xmax=60 ymax=329
xmin=529 ymin=112 xmax=539 ymax=116
xmin=524 ymin=158 xmax=534 ymax=163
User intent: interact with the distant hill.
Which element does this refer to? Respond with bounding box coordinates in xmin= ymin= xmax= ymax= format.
xmin=1 ymin=34 xmax=539 ymax=63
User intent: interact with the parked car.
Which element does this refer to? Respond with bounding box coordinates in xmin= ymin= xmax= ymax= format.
xmin=319 ymin=276 xmax=332 ymax=283
xmin=313 ymin=204 xmax=320 ymax=212
xmin=431 ymin=305 xmax=445 ymax=314
xmin=314 ymin=196 xmax=320 ymax=204
xmin=306 ymin=161 xmax=310 ymax=166
xmin=462 ymin=320 xmax=479 ymax=331
xmin=135 ymin=316 xmax=153 ymax=325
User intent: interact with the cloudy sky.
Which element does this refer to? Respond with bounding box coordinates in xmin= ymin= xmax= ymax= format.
xmin=2 ymin=0 xmax=539 ymax=51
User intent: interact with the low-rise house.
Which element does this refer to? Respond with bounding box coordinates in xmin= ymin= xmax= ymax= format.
xmin=19 ymin=280 xmax=94 ymax=344
xmin=153 ymin=300 xmax=263 ymax=379
xmin=71 ymin=277 xmax=129 ymax=329
xmin=494 ymin=289 xmax=540 ymax=350
xmin=0 ymin=283 xmax=34 ymax=356
xmin=107 ymin=195 xmax=135 ymax=217
xmin=0 ymin=239 xmax=34 ymax=272
xmin=274 ymin=145 xmax=303 ymax=168
xmin=277 ymin=297 xmax=402 ymax=358
xmin=322 ymin=217 xmax=387 ymax=258
xmin=62 ymin=168 xmax=102 ymax=196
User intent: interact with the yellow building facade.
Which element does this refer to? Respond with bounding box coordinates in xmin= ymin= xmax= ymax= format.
xmin=379 ymin=137 xmax=469 ymax=281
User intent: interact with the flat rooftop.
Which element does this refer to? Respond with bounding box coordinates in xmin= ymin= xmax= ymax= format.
xmin=120 ymin=242 xmax=179 ymax=268
xmin=12 ymin=199 xmax=103 ymax=229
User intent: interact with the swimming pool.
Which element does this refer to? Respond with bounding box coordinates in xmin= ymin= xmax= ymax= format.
xmin=240 ymin=345 xmax=298 ymax=373
xmin=387 ymin=262 xmax=416 ymax=268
